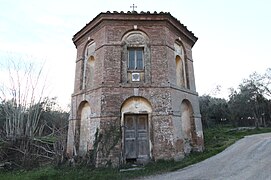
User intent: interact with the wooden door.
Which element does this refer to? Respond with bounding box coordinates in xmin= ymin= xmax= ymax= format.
xmin=124 ymin=115 xmax=137 ymax=159
xmin=124 ymin=114 xmax=149 ymax=160
xmin=137 ymin=115 xmax=149 ymax=158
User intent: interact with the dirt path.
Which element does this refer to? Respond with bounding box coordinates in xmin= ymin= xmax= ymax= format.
xmin=140 ymin=132 xmax=271 ymax=180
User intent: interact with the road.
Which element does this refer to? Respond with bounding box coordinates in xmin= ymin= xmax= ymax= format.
xmin=140 ymin=132 xmax=271 ymax=180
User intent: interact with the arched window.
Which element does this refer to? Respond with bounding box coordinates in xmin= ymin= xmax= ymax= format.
xmin=121 ymin=31 xmax=150 ymax=83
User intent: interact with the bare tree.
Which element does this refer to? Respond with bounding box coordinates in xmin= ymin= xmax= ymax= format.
xmin=0 ymin=56 xmax=68 ymax=169
xmin=0 ymin=57 xmax=47 ymax=139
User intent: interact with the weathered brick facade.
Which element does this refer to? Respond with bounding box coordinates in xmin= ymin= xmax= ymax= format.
xmin=67 ymin=11 xmax=204 ymax=167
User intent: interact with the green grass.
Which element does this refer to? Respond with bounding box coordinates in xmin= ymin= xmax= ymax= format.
xmin=1 ymin=126 xmax=271 ymax=180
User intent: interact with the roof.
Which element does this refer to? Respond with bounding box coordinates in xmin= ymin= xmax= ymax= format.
xmin=73 ymin=11 xmax=198 ymax=45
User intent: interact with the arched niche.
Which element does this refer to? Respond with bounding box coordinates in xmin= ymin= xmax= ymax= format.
xmin=176 ymin=55 xmax=185 ymax=87
xmin=86 ymin=55 xmax=95 ymax=88
xmin=76 ymin=101 xmax=99 ymax=156
xmin=181 ymin=99 xmax=196 ymax=145
xmin=82 ymin=41 xmax=96 ymax=89
xmin=174 ymin=42 xmax=189 ymax=88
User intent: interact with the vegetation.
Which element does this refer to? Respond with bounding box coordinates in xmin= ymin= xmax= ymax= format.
xmin=0 ymin=126 xmax=271 ymax=180
xmin=0 ymin=58 xmax=270 ymax=179
xmin=200 ymin=68 xmax=271 ymax=128
xmin=0 ymin=59 xmax=69 ymax=170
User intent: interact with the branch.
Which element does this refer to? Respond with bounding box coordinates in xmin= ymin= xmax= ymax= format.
xmin=32 ymin=143 xmax=55 ymax=155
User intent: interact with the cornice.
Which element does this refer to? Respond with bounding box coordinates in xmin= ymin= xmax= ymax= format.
xmin=73 ymin=11 xmax=198 ymax=46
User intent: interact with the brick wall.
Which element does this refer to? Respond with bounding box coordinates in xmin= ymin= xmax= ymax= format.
xmin=67 ymin=12 xmax=203 ymax=167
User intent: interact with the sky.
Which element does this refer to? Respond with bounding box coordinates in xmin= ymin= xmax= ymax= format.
xmin=0 ymin=0 xmax=270 ymax=108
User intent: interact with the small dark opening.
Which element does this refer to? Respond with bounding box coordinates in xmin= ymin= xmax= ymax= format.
xmin=126 ymin=158 xmax=137 ymax=164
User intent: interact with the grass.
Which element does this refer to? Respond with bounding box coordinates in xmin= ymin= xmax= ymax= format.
xmin=1 ymin=126 xmax=271 ymax=180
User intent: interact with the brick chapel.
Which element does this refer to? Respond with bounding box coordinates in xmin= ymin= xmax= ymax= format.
xmin=67 ymin=11 xmax=204 ymax=167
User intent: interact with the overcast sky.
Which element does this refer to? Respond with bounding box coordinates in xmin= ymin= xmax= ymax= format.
xmin=0 ymin=0 xmax=270 ymax=108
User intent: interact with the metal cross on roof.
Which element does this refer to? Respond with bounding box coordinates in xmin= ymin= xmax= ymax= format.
xmin=130 ymin=4 xmax=137 ymax=11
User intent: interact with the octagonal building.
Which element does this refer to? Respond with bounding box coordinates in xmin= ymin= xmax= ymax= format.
xmin=67 ymin=11 xmax=204 ymax=167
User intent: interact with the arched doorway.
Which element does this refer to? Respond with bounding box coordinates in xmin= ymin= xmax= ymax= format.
xmin=181 ymin=100 xmax=196 ymax=146
xmin=121 ymin=97 xmax=152 ymax=164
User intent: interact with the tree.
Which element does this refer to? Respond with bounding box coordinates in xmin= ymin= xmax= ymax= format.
xmin=0 ymin=57 xmax=47 ymax=139
xmin=248 ymin=68 xmax=271 ymax=98
xmin=228 ymin=69 xmax=271 ymax=127
xmin=199 ymin=95 xmax=229 ymax=128
xmin=0 ymin=57 xmax=68 ymax=169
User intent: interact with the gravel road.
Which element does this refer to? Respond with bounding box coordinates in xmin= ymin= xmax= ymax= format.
xmin=139 ymin=132 xmax=271 ymax=180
